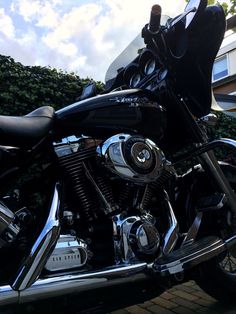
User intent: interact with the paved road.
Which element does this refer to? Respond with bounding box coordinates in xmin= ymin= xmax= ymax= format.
xmin=113 ymin=281 xmax=236 ymax=314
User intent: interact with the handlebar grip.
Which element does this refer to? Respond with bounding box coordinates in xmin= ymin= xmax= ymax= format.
xmin=149 ymin=4 xmax=162 ymax=32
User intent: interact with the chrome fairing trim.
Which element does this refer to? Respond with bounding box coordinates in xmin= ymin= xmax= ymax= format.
xmin=11 ymin=183 xmax=61 ymax=291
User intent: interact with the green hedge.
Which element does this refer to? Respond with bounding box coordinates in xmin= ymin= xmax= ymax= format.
xmin=213 ymin=111 xmax=236 ymax=139
xmin=0 ymin=55 xmax=104 ymax=116
xmin=209 ymin=112 xmax=236 ymax=165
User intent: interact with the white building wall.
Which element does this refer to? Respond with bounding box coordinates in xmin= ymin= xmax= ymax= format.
xmin=228 ymin=49 xmax=236 ymax=76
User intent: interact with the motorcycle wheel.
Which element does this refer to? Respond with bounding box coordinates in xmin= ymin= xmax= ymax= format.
xmin=195 ymin=167 xmax=236 ymax=304
xmin=195 ymin=248 xmax=236 ymax=303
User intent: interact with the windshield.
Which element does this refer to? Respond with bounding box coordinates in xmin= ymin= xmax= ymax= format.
xmin=105 ymin=15 xmax=170 ymax=84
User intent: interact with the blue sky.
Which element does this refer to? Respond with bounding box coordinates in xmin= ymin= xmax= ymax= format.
xmin=0 ymin=0 xmax=186 ymax=81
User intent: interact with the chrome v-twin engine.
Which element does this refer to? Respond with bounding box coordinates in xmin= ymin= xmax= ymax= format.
xmin=51 ymin=133 xmax=172 ymax=269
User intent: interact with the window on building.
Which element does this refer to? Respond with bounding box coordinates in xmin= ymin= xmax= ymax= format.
xmin=212 ymin=55 xmax=229 ymax=82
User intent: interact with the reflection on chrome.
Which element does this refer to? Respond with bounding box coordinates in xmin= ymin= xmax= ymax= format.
xmin=11 ymin=183 xmax=61 ymax=291
xmin=130 ymin=73 xmax=142 ymax=88
xmin=144 ymin=59 xmax=156 ymax=75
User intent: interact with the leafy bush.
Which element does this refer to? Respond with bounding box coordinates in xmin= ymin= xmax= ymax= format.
xmin=213 ymin=112 xmax=236 ymax=139
xmin=0 ymin=55 xmax=104 ymax=116
xmin=210 ymin=112 xmax=236 ymax=165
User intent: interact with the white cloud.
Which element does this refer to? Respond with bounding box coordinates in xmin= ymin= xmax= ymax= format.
xmin=11 ymin=0 xmax=42 ymax=22
xmin=11 ymin=0 xmax=60 ymax=28
xmin=1 ymin=0 xmax=186 ymax=81
xmin=36 ymin=2 xmax=60 ymax=28
xmin=0 ymin=8 xmax=15 ymax=38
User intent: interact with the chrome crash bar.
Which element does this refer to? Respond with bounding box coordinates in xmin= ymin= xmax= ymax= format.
xmin=11 ymin=183 xmax=61 ymax=291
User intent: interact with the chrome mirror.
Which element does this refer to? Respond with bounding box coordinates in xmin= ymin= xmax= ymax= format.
xmin=184 ymin=0 xmax=207 ymax=28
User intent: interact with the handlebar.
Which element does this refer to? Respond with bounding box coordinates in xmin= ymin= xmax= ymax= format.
xmin=149 ymin=4 xmax=162 ymax=33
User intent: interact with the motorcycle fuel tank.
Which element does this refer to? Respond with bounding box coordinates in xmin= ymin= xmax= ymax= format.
xmin=55 ymin=89 xmax=166 ymax=140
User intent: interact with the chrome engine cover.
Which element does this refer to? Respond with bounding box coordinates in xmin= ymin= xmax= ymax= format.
xmin=113 ymin=214 xmax=160 ymax=263
xmin=97 ymin=134 xmax=166 ymax=183
xmin=45 ymin=235 xmax=88 ymax=272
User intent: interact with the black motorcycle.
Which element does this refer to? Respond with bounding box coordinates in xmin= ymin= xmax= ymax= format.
xmin=0 ymin=0 xmax=235 ymax=313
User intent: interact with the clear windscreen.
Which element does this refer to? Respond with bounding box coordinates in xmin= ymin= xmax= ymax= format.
xmin=105 ymin=15 xmax=170 ymax=84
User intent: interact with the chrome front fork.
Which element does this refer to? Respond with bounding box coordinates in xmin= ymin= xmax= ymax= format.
xmin=199 ymin=149 xmax=236 ymax=224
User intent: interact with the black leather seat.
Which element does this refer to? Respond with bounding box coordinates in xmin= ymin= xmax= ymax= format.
xmin=0 ymin=106 xmax=55 ymax=147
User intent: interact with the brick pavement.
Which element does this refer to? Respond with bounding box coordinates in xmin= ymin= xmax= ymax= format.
xmin=112 ymin=281 xmax=236 ymax=314
xmin=1 ymin=280 xmax=235 ymax=313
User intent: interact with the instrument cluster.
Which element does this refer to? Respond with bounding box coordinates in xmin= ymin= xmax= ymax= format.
xmin=123 ymin=49 xmax=168 ymax=91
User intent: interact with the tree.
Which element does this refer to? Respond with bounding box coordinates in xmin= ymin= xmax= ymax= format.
xmin=210 ymin=0 xmax=236 ymax=30
xmin=185 ymin=1 xmax=236 ymax=31
xmin=185 ymin=0 xmax=236 ymax=16
xmin=207 ymin=0 xmax=236 ymax=16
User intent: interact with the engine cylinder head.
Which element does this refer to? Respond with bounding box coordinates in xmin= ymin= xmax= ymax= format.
xmin=54 ymin=136 xmax=100 ymax=223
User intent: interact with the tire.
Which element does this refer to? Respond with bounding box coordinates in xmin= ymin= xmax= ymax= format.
xmin=194 ymin=162 xmax=236 ymax=303
xmin=195 ymin=251 xmax=236 ymax=303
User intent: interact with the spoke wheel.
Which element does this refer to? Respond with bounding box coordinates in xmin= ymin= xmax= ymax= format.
xmin=219 ymin=251 xmax=236 ymax=273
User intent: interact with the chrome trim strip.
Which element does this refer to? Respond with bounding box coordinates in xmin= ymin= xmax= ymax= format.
xmin=11 ymin=183 xmax=61 ymax=291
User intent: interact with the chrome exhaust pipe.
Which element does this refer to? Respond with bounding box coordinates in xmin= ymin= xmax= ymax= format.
xmin=1 ymin=229 xmax=236 ymax=307
xmin=0 ymin=263 xmax=147 ymax=307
